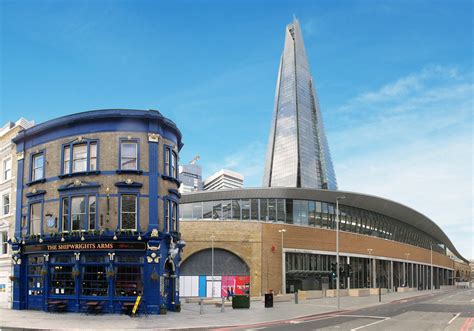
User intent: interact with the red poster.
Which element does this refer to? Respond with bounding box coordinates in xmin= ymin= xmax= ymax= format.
xmin=221 ymin=276 xmax=251 ymax=297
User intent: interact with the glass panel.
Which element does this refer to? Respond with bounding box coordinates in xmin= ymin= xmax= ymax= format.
xmin=63 ymin=146 xmax=70 ymax=174
xmin=231 ymin=200 xmax=240 ymax=220
xmin=222 ymin=201 xmax=231 ymax=219
xmin=51 ymin=255 xmax=74 ymax=263
xmin=202 ymin=201 xmax=213 ymax=220
xmin=171 ymin=152 xmax=177 ymax=178
xmin=62 ymin=197 xmax=69 ymax=232
xmin=241 ymin=199 xmax=250 ymax=220
xmin=250 ymin=199 xmax=259 ymax=220
xmin=260 ymin=199 xmax=268 ymax=221
xmin=50 ymin=265 xmax=75 ymax=295
xmin=121 ymin=195 xmax=137 ymax=230
xmin=308 ymin=201 xmax=316 ymax=227
xmin=121 ymin=142 xmax=137 ymax=170
xmin=32 ymin=154 xmax=44 ymax=180
xmin=268 ymin=199 xmax=276 ymax=222
xmin=212 ymin=201 xmax=222 ymax=220
xmin=300 ymin=200 xmax=308 ymax=226
xmin=90 ymin=142 xmax=97 ymax=171
xmin=285 ymin=199 xmax=293 ymax=224
xmin=192 ymin=202 xmax=202 ymax=220
xmin=276 ymin=199 xmax=285 ymax=222
xmin=71 ymin=196 xmax=86 ymax=231
xmin=89 ymin=196 xmax=96 ymax=230
xmin=180 ymin=203 xmax=192 ymax=220
xmin=73 ymin=144 xmax=87 ymax=173
xmin=30 ymin=203 xmax=41 ymax=235
xmin=81 ymin=265 xmax=108 ymax=296
xmin=293 ymin=200 xmax=301 ymax=225
xmin=115 ymin=265 xmax=143 ymax=296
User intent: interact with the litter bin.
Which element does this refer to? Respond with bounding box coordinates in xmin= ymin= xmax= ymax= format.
xmin=264 ymin=293 xmax=273 ymax=308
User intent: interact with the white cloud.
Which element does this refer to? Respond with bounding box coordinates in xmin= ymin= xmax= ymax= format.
xmin=332 ymin=64 xmax=473 ymax=260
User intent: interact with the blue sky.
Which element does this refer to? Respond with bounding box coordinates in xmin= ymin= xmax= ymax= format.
xmin=1 ymin=0 xmax=472 ymax=259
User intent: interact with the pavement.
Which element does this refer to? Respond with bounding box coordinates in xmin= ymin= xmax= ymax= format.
xmin=0 ymin=288 xmax=472 ymax=330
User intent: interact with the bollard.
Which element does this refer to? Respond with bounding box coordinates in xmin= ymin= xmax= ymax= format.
xmin=295 ymin=291 xmax=299 ymax=304
xmin=221 ymin=297 xmax=225 ymax=313
xmin=379 ymin=287 xmax=381 ymax=302
xmin=199 ymin=298 xmax=204 ymax=315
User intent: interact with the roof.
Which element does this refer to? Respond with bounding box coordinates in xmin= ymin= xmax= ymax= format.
xmin=181 ymin=187 xmax=469 ymax=264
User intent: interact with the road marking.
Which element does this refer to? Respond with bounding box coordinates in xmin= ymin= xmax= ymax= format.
xmin=448 ymin=313 xmax=461 ymax=325
xmin=461 ymin=318 xmax=474 ymax=331
xmin=350 ymin=317 xmax=390 ymax=331
xmin=337 ymin=314 xmax=387 ymax=319
xmin=288 ymin=320 xmax=302 ymax=324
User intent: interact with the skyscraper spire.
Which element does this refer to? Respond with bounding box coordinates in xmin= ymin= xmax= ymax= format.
xmin=263 ymin=18 xmax=337 ymax=190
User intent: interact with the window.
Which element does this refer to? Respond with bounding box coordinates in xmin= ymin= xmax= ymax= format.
xmin=0 ymin=231 xmax=7 ymax=255
xmin=82 ymin=265 xmax=108 ymax=296
xmin=29 ymin=202 xmax=42 ymax=235
xmin=3 ymin=158 xmax=11 ymax=181
xmin=89 ymin=196 xmax=96 ymax=230
xmin=71 ymin=196 xmax=86 ymax=231
xmin=32 ymin=153 xmax=45 ymax=181
xmin=50 ymin=266 xmax=75 ymax=295
xmin=115 ymin=265 xmax=143 ymax=297
xmin=121 ymin=195 xmax=137 ymax=230
xmin=120 ymin=141 xmax=138 ymax=170
xmin=62 ymin=141 xmax=98 ymax=175
xmin=2 ymin=194 xmax=10 ymax=215
xmin=61 ymin=197 xmax=69 ymax=232
xmin=164 ymin=147 xmax=178 ymax=178
xmin=61 ymin=195 xmax=96 ymax=232
xmin=165 ymin=200 xmax=178 ymax=232
xmin=172 ymin=201 xmax=178 ymax=231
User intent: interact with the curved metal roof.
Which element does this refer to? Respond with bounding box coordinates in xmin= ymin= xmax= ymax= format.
xmin=181 ymin=187 xmax=468 ymax=264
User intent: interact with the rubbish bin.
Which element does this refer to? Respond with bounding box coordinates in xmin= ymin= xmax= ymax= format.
xmin=264 ymin=293 xmax=273 ymax=308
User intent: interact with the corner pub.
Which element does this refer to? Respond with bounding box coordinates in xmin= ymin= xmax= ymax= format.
xmin=9 ymin=109 xmax=185 ymax=314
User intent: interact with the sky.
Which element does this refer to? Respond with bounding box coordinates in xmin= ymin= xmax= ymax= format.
xmin=1 ymin=0 xmax=472 ymax=259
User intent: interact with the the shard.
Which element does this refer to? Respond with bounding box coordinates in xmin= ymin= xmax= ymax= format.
xmin=263 ymin=18 xmax=337 ymax=190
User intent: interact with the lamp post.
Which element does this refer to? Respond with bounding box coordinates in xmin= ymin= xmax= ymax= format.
xmin=336 ymin=196 xmax=346 ymax=309
xmin=405 ymin=253 xmax=410 ymax=287
xmin=278 ymin=229 xmax=287 ymax=294
xmin=367 ymin=248 xmax=373 ymax=288
xmin=430 ymin=243 xmax=433 ymax=294
xmin=210 ymin=235 xmax=215 ymax=298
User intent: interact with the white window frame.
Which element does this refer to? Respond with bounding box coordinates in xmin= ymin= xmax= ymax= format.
xmin=0 ymin=231 xmax=8 ymax=255
xmin=3 ymin=158 xmax=12 ymax=181
xmin=120 ymin=195 xmax=137 ymax=231
xmin=2 ymin=193 xmax=10 ymax=215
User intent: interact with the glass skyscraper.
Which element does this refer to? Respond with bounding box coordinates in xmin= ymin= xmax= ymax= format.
xmin=263 ymin=18 xmax=337 ymax=190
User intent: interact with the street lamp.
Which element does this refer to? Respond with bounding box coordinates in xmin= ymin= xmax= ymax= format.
xmin=336 ymin=196 xmax=346 ymax=309
xmin=367 ymin=248 xmax=373 ymax=288
xmin=210 ymin=235 xmax=216 ymax=298
xmin=278 ymin=229 xmax=287 ymax=294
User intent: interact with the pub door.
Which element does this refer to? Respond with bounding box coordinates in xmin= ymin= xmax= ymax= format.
xmin=27 ymin=255 xmax=45 ymax=310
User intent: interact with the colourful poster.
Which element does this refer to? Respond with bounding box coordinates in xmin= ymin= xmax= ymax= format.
xmin=221 ymin=276 xmax=250 ymax=298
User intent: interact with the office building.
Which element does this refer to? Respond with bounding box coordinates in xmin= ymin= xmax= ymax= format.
xmin=203 ymin=169 xmax=244 ymax=191
xmin=178 ymin=157 xmax=203 ymax=194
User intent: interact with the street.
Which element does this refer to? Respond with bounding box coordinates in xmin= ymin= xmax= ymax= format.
xmin=227 ymin=288 xmax=474 ymax=331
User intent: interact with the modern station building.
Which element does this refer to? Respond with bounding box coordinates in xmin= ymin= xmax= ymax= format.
xmin=9 ymin=109 xmax=184 ymax=314
xmin=178 ymin=18 xmax=470 ymax=298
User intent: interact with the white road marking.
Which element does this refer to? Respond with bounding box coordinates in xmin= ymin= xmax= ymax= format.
xmin=448 ymin=313 xmax=461 ymax=325
xmin=350 ymin=317 xmax=390 ymax=331
xmin=336 ymin=315 xmax=387 ymax=319
xmin=288 ymin=320 xmax=302 ymax=324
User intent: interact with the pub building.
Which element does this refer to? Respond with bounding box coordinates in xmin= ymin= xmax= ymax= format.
xmin=9 ymin=109 xmax=185 ymax=314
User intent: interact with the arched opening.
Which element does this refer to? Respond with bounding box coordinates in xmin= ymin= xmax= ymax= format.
xmin=180 ymin=248 xmax=250 ymax=298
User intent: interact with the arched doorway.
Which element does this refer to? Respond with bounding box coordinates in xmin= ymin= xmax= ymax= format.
xmin=180 ymin=248 xmax=250 ymax=298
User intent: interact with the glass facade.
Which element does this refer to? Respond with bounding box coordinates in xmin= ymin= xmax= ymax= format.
xmin=263 ymin=18 xmax=337 ymax=190
xmin=180 ymin=198 xmax=445 ymax=253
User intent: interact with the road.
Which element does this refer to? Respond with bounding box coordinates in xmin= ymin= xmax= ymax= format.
xmin=227 ymin=288 xmax=474 ymax=331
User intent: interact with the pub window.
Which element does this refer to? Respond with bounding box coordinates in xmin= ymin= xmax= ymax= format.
xmin=29 ymin=202 xmax=42 ymax=235
xmin=115 ymin=265 xmax=143 ymax=297
xmin=121 ymin=195 xmax=137 ymax=230
xmin=165 ymin=200 xmax=171 ymax=231
xmin=61 ymin=197 xmax=69 ymax=232
xmin=71 ymin=196 xmax=87 ymax=231
xmin=164 ymin=146 xmax=178 ymax=178
xmin=120 ymin=140 xmax=138 ymax=170
xmin=31 ymin=152 xmax=45 ymax=181
xmin=81 ymin=265 xmax=108 ymax=296
xmin=172 ymin=201 xmax=178 ymax=231
xmin=89 ymin=196 xmax=96 ymax=230
xmin=0 ymin=231 xmax=7 ymax=255
xmin=2 ymin=193 xmax=10 ymax=215
xmin=62 ymin=141 xmax=98 ymax=175
xmin=50 ymin=265 xmax=75 ymax=295
xmin=3 ymin=158 xmax=11 ymax=181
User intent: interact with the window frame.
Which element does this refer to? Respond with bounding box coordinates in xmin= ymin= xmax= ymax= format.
xmin=3 ymin=158 xmax=12 ymax=181
xmin=60 ymin=194 xmax=98 ymax=232
xmin=2 ymin=193 xmax=10 ymax=215
xmin=119 ymin=194 xmax=138 ymax=231
xmin=60 ymin=139 xmax=99 ymax=176
xmin=30 ymin=151 xmax=46 ymax=183
xmin=118 ymin=138 xmax=140 ymax=173
xmin=163 ymin=145 xmax=178 ymax=178
xmin=28 ymin=201 xmax=43 ymax=236
xmin=0 ymin=231 xmax=8 ymax=255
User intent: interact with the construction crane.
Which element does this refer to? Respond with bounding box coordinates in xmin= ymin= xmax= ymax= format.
xmin=190 ymin=155 xmax=200 ymax=165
